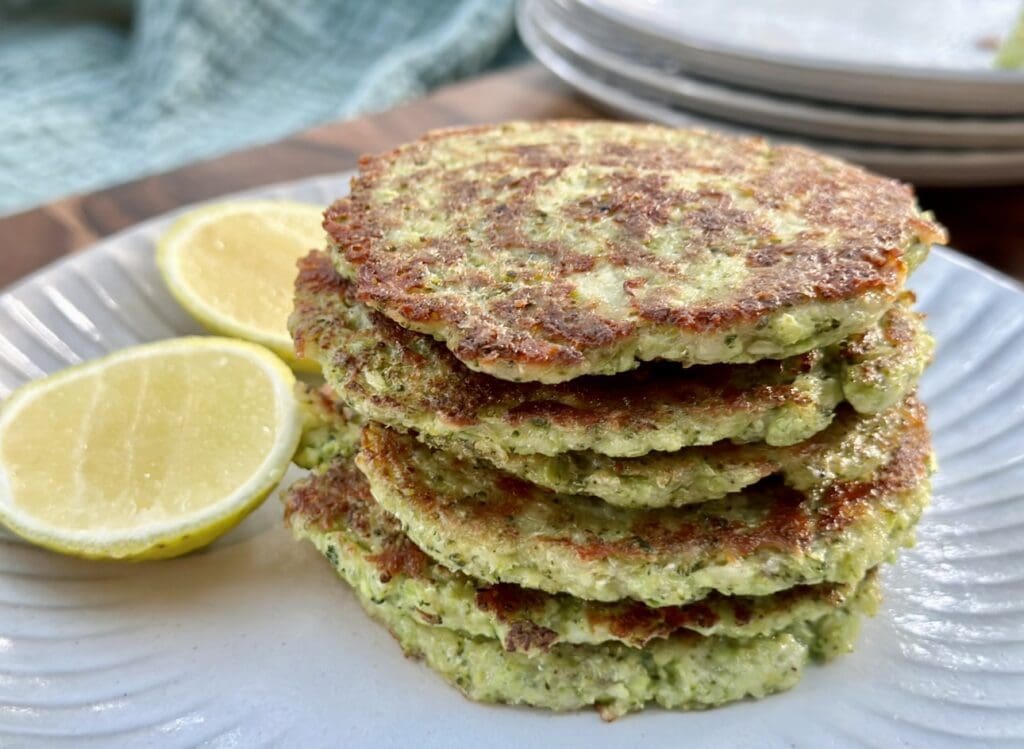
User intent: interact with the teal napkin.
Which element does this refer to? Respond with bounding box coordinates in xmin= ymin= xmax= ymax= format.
xmin=0 ymin=0 xmax=522 ymax=215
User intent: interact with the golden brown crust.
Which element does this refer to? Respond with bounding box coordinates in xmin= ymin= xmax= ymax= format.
xmin=475 ymin=583 xmax=547 ymax=620
xmin=582 ymin=579 xmax=859 ymax=644
xmin=357 ymin=395 xmax=930 ymax=566
xmin=283 ymin=459 xmax=374 ymax=534
xmin=327 ymin=121 xmax=945 ymax=379
xmin=501 ymin=621 xmax=560 ymax=653
xmin=283 ymin=460 xmax=431 ymax=582
xmin=285 ymin=454 xmax=876 ymax=649
xmin=292 ymin=250 xmax=925 ymax=456
xmin=294 ymin=252 xmax=817 ymax=427
xmin=366 ymin=537 xmax=431 ymax=583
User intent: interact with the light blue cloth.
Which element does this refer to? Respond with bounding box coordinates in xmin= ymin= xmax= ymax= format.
xmin=0 ymin=0 xmax=522 ymax=216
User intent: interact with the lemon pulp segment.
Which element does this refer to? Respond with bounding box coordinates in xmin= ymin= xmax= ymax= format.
xmin=175 ymin=207 xmax=322 ymax=333
xmin=158 ymin=201 xmax=324 ymax=368
xmin=0 ymin=337 xmax=301 ymax=558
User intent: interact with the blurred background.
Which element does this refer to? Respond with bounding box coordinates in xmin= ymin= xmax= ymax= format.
xmin=0 ymin=0 xmax=525 ymax=216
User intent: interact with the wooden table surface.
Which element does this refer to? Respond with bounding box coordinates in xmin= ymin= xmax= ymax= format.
xmin=3 ymin=63 xmax=1023 ymax=289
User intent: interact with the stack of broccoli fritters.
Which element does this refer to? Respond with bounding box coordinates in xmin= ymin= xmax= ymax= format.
xmin=283 ymin=121 xmax=944 ymax=719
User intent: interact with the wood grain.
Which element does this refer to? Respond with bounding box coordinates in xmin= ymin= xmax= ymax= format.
xmin=1 ymin=63 xmax=1022 ymax=289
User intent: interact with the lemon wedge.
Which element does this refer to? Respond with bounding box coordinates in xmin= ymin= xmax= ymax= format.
xmin=0 ymin=337 xmax=301 ymax=560
xmin=157 ymin=200 xmax=325 ymax=371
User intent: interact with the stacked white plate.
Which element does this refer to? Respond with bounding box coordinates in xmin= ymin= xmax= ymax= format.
xmin=517 ymin=0 xmax=1024 ymax=185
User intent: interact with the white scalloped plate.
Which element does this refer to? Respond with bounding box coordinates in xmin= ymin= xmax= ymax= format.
xmin=573 ymin=0 xmax=1024 ymax=114
xmin=532 ymin=0 xmax=1024 ymax=150
xmin=518 ymin=0 xmax=1024 ymax=186
xmin=1 ymin=173 xmax=1023 ymax=747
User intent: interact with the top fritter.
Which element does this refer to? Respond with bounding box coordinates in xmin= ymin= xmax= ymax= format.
xmin=328 ymin=121 xmax=946 ymax=384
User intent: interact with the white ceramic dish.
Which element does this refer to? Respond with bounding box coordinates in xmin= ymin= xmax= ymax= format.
xmin=1 ymin=173 xmax=1023 ymax=747
xmin=572 ymin=0 xmax=1024 ymax=113
xmin=534 ymin=0 xmax=1024 ymax=149
xmin=519 ymin=1 xmax=1024 ymax=186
